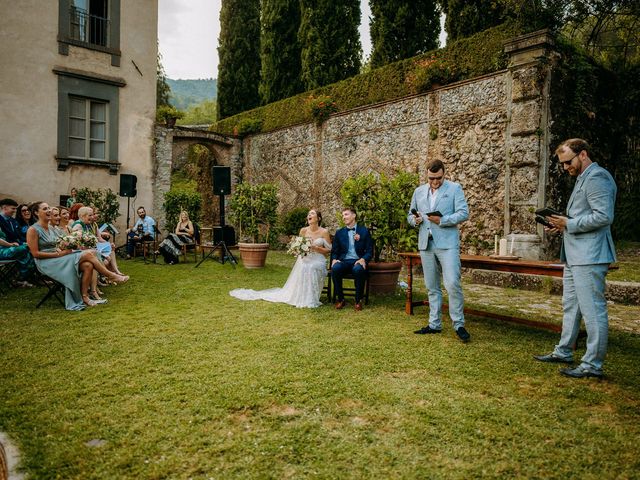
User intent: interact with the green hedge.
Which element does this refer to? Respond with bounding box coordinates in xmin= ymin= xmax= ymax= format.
xmin=212 ymin=21 xmax=521 ymax=135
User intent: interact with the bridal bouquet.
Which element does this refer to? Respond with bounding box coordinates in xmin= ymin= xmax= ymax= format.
xmin=287 ymin=235 xmax=312 ymax=257
xmin=56 ymin=230 xmax=98 ymax=250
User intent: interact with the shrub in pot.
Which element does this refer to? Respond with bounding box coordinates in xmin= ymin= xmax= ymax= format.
xmin=340 ymin=171 xmax=419 ymax=293
xmin=229 ymin=182 xmax=278 ymax=268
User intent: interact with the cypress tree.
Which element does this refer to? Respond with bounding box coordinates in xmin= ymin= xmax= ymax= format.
xmin=369 ymin=0 xmax=440 ymax=69
xmin=157 ymin=50 xmax=172 ymax=107
xmin=299 ymin=0 xmax=362 ymax=90
xmin=216 ymin=0 xmax=261 ymax=120
xmin=259 ymin=0 xmax=304 ymax=104
xmin=442 ymin=0 xmax=506 ymax=41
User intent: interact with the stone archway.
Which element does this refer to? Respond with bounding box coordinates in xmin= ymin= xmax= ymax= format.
xmin=153 ymin=125 xmax=240 ymax=232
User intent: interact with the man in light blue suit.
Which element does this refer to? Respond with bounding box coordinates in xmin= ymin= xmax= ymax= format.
xmin=408 ymin=160 xmax=470 ymax=342
xmin=534 ymin=138 xmax=617 ymax=378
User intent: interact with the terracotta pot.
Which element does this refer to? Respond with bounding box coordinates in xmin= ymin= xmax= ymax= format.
xmin=237 ymin=242 xmax=269 ymax=268
xmin=368 ymin=261 xmax=403 ymax=294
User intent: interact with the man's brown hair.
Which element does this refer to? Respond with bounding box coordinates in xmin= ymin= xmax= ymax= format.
xmin=342 ymin=206 xmax=357 ymax=217
xmin=427 ymin=159 xmax=445 ymax=173
xmin=555 ymin=138 xmax=591 ymax=157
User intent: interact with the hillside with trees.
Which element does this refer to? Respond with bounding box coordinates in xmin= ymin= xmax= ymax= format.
xmin=167 ymin=78 xmax=217 ymax=110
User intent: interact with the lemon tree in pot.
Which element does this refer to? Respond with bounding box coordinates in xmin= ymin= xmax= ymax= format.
xmin=341 ymin=171 xmax=419 ymax=294
xmin=229 ymin=182 xmax=278 ymax=268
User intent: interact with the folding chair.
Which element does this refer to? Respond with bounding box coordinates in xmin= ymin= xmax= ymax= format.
xmin=324 ymin=267 xmax=370 ymax=305
xmin=181 ymin=223 xmax=200 ymax=263
xmin=33 ymin=270 xmax=65 ymax=308
xmin=134 ymin=226 xmax=160 ymax=263
xmin=0 ymin=259 xmax=18 ymax=295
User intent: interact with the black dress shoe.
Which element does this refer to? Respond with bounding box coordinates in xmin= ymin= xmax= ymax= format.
xmin=456 ymin=326 xmax=470 ymax=343
xmin=559 ymin=366 xmax=603 ymax=379
xmin=533 ymin=353 xmax=573 ymax=364
xmin=414 ymin=326 xmax=442 ymax=334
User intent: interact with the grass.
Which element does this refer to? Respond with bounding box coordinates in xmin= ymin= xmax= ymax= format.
xmin=1 ymin=252 xmax=640 ymax=479
xmin=609 ymin=241 xmax=640 ymax=283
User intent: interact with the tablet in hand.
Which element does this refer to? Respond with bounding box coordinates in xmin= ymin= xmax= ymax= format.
xmin=426 ymin=211 xmax=442 ymax=217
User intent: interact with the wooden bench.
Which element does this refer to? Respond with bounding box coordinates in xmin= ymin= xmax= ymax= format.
xmin=399 ymin=253 xmax=566 ymax=332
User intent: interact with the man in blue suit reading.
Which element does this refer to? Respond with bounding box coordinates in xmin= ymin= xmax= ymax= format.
xmin=534 ymin=138 xmax=617 ymax=378
xmin=331 ymin=207 xmax=373 ymax=311
xmin=408 ymin=159 xmax=470 ymax=342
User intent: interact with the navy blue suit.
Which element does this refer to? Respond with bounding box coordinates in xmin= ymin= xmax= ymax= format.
xmin=0 ymin=215 xmax=22 ymax=244
xmin=330 ymin=224 xmax=373 ymax=303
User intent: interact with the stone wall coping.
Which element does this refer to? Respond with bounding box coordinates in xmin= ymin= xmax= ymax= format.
xmin=234 ymin=69 xmax=509 ymax=139
xmin=504 ymin=29 xmax=555 ymax=55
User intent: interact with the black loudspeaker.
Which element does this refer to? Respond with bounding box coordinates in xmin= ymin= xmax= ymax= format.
xmin=212 ymin=166 xmax=231 ymax=195
xmin=213 ymin=226 xmax=236 ymax=245
xmin=119 ymin=174 xmax=137 ymax=197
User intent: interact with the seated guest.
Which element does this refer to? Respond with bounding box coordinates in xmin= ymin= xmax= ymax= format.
xmin=16 ymin=203 xmax=35 ymax=243
xmin=158 ymin=210 xmax=195 ymax=264
xmin=91 ymin=207 xmax=125 ymax=276
xmin=69 ymin=203 xmax=83 ymax=222
xmin=0 ymin=225 xmax=35 ymax=287
xmin=27 ymin=202 xmax=128 ymax=309
xmin=49 ymin=206 xmax=64 ymax=238
xmin=126 ymin=206 xmax=156 ymax=259
xmin=71 ymin=206 xmax=109 ymax=303
xmin=66 ymin=187 xmax=78 ymax=208
xmin=58 ymin=206 xmax=72 ymax=235
xmin=0 ymin=198 xmax=23 ymax=245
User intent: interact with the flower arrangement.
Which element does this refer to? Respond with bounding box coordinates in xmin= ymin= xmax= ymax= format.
xmin=287 ymin=236 xmax=312 ymax=258
xmin=308 ymin=95 xmax=338 ymax=125
xmin=56 ymin=230 xmax=98 ymax=251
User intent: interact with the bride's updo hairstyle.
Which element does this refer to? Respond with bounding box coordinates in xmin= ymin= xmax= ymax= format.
xmin=307 ymin=209 xmax=323 ymax=226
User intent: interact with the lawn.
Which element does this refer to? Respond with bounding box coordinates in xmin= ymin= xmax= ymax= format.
xmin=1 ymin=252 xmax=639 ymax=479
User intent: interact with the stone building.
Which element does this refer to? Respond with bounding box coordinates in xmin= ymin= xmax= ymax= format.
xmin=0 ymin=0 xmax=157 ymax=233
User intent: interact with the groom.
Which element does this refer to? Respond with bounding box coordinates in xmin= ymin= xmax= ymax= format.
xmin=331 ymin=207 xmax=373 ymax=311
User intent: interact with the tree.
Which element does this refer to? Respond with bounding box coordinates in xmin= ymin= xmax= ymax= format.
xmin=441 ymin=0 xmax=507 ymax=41
xmin=216 ymin=0 xmax=261 ymax=120
xmin=369 ymin=0 xmax=440 ymax=68
xmin=259 ymin=0 xmax=304 ymax=104
xmin=157 ymin=49 xmax=172 ymax=107
xmin=299 ymin=0 xmax=362 ymax=90
xmin=177 ymin=100 xmax=218 ymax=126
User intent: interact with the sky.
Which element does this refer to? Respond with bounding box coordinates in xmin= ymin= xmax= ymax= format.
xmin=158 ymin=0 xmax=444 ymax=80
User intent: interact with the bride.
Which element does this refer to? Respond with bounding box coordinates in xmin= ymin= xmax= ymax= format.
xmin=230 ymin=209 xmax=331 ymax=308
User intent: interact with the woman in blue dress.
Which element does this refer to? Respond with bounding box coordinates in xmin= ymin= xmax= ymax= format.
xmin=27 ymin=202 xmax=129 ymax=309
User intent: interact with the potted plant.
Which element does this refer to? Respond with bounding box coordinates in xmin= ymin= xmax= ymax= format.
xmin=156 ymin=105 xmax=184 ymax=128
xmin=341 ymin=171 xmax=419 ymax=294
xmin=229 ymin=182 xmax=278 ymax=268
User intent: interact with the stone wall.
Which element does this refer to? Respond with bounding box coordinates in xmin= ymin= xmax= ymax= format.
xmin=239 ymin=31 xmax=556 ymax=259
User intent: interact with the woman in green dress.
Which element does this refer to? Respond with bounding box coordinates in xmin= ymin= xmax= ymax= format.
xmin=27 ymin=202 xmax=129 ymax=309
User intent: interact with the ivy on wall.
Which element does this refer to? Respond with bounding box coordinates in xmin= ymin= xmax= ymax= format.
xmin=548 ymin=38 xmax=640 ymax=241
xmin=212 ymin=21 xmax=521 ymax=136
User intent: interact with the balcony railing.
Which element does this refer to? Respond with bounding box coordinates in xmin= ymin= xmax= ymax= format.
xmin=69 ymin=6 xmax=109 ymax=47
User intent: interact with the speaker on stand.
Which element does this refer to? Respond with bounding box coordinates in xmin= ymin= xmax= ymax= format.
xmin=196 ymin=166 xmax=237 ymax=267
xmin=118 ymin=174 xmax=137 ymax=258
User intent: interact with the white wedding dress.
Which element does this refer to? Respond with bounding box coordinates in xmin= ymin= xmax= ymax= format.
xmin=230 ymin=238 xmax=330 ymax=308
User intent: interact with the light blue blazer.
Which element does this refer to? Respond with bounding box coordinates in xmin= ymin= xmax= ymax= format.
xmin=561 ymin=163 xmax=617 ymax=266
xmin=408 ymin=180 xmax=469 ymax=250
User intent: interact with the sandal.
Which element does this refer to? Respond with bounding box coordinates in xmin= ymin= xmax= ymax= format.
xmin=89 ymin=291 xmax=108 ymax=304
xmin=82 ymin=295 xmax=97 ymax=307
xmin=110 ymin=274 xmax=130 ymax=284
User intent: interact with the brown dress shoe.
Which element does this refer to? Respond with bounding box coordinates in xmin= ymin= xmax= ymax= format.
xmin=335 ymin=300 xmax=346 ymax=310
xmin=354 ymin=302 xmax=363 ymax=311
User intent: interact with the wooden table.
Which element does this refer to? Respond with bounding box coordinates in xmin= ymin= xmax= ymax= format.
xmin=398 ymin=253 xmax=566 ymax=332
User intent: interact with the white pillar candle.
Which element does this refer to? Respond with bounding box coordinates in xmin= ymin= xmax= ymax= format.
xmin=494 ymin=235 xmax=498 ymax=254
xmin=499 ymin=238 xmax=508 ymax=256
